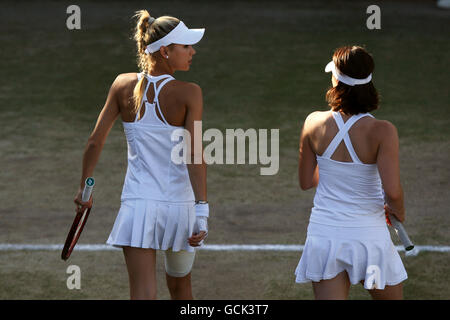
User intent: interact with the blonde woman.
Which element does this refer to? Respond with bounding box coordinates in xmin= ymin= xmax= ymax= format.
xmin=73 ymin=10 xmax=208 ymax=300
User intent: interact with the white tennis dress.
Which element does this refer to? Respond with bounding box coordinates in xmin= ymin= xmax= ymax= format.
xmin=295 ymin=111 xmax=408 ymax=289
xmin=106 ymin=73 xmax=196 ymax=252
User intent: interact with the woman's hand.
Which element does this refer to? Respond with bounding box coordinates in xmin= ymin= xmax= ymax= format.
xmin=188 ymin=215 xmax=208 ymax=247
xmin=384 ymin=203 xmax=405 ymax=223
xmin=73 ymin=187 xmax=93 ymax=214
xmin=188 ymin=231 xmax=207 ymax=247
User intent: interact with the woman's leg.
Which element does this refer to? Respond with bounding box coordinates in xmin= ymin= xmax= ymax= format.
xmin=364 ymin=282 xmax=403 ymax=300
xmin=166 ymin=273 xmax=193 ymax=300
xmin=312 ymin=271 xmax=351 ymax=300
xmin=164 ymin=249 xmax=195 ymax=300
xmin=122 ymin=246 xmax=157 ymax=300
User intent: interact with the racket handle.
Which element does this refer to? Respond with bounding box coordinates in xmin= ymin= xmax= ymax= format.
xmin=81 ymin=177 xmax=95 ymax=202
xmin=389 ymin=215 xmax=414 ymax=251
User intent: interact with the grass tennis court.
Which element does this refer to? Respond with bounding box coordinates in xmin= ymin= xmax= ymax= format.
xmin=0 ymin=0 xmax=449 ymax=299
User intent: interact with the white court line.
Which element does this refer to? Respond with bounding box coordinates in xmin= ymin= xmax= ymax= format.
xmin=0 ymin=244 xmax=449 ymax=256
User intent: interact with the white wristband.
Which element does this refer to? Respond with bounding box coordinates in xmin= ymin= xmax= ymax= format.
xmin=196 ymin=216 xmax=208 ymax=232
xmin=195 ymin=203 xmax=209 ymax=218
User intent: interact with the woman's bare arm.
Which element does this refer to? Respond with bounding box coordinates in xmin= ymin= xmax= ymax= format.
xmin=183 ymin=82 xmax=208 ymax=245
xmin=74 ymin=76 xmax=121 ymax=210
xmin=376 ymin=120 xmax=405 ymax=222
xmin=298 ymin=113 xmax=319 ymax=190
xmin=183 ymin=82 xmax=207 ymax=202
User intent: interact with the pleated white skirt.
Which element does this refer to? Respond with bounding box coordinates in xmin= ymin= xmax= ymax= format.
xmin=294 ymin=222 xmax=408 ymax=289
xmin=106 ymin=199 xmax=196 ymax=252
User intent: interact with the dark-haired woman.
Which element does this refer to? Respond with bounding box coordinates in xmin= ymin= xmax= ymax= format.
xmin=295 ymin=46 xmax=407 ymax=300
xmin=73 ymin=10 xmax=208 ymax=299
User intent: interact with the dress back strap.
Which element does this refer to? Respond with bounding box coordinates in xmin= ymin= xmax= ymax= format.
xmin=152 ymin=76 xmax=174 ymax=125
xmin=321 ymin=111 xmax=373 ymax=163
xmin=134 ymin=76 xmax=152 ymax=122
xmin=134 ymin=73 xmax=175 ymax=124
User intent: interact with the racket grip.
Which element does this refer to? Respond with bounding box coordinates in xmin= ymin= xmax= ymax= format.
xmin=81 ymin=177 xmax=95 ymax=202
xmin=389 ymin=215 xmax=414 ymax=251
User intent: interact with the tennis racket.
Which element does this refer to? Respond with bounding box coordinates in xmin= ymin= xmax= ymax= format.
xmin=383 ymin=190 xmax=414 ymax=251
xmin=61 ymin=177 xmax=95 ymax=260
xmin=387 ymin=213 xmax=414 ymax=251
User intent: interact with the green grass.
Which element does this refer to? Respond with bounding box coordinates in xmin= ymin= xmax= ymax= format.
xmin=1 ymin=250 xmax=448 ymax=299
xmin=0 ymin=0 xmax=449 ymax=299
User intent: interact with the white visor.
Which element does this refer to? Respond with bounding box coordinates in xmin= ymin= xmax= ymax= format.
xmin=145 ymin=21 xmax=205 ymax=54
xmin=325 ymin=61 xmax=372 ymax=86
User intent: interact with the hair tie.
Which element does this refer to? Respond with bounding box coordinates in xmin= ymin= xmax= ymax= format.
xmin=148 ymin=16 xmax=156 ymax=27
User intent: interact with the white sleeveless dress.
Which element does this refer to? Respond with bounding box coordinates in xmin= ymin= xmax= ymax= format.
xmin=295 ymin=111 xmax=408 ymax=289
xmin=106 ymin=73 xmax=196 ymax=252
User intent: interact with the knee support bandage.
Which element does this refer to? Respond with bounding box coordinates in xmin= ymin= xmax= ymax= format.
xmin=164 ymin=249 xmax=196 ymax=277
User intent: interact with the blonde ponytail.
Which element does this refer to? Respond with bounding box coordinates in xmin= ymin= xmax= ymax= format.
xmin=133 ymin=10 xmax=151 ymax=115
xmin=132 ymin=10 xmax=180 ymax=115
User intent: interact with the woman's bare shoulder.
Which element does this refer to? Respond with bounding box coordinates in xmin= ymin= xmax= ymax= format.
xmin=369 ymin=118 xmax=399 ymax=141
xmin=170 ymin=79 xmax=201 ymax=93
xmin=167 ymin=80 xmax=202 ymax=104
xmin=303 ymin=110 xmax=332 ymax=129
xmin=306 ymin=110 xmax=331 ymax=120
xmin=113 ymin=72 xmax=140 ymax=88
xmin=366 ymin=117 xmax=396 ymax=131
